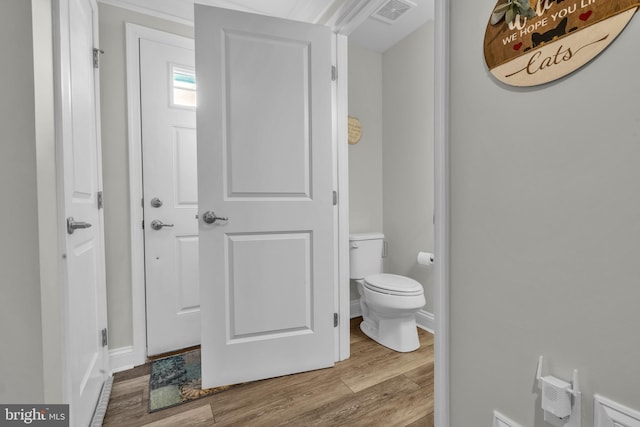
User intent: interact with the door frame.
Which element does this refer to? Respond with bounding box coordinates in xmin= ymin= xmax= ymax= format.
xmin=433 ymin=0 xmax=451 ymax=425
xmin=335 ymin=1 xmax=451 ymax=424
xmin=124 ymin=23 xmax=351 ymax=367
xmin=123 ymin=7 xmax=452 ymax=424
xmin=51 ymin=0 xmax=110 ymax=420
xmin=125 ymin=24 xmax=196 ymax=366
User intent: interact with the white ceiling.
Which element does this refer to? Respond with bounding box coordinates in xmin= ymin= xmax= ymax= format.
xmin=100 ymin=0 xmax=433 ymax=52
xmin=349 ymin=0 xmax=434 ymax=52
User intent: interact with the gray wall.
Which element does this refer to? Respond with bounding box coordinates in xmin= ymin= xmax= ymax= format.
xmin=0 ymin=0 xmax=45 ymax=403
xmin=347 ymin=43 xmax=384 ymax=304
xmin=347 ymin=43 xmax=384 ymax=235
xmin=450 ymin=3 xmax=640 ymax=425
xmin=382 ymin=22 xmax=434 ymax=312
xmin=348 ymin=23 xmax=435 ymax=311
xmin=99 ymin=4 xmax=192 ymax=349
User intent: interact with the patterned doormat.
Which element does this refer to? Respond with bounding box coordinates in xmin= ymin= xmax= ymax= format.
xmin=148 ymin=349 xmax=234 ymax=412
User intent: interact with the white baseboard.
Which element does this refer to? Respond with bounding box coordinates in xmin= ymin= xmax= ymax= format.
xmin=350 ymin=299 xmax=435 ymax=334
xmin=416 ymin=309 xmax=435 ymax=334
xmin=109 ymin=346 xmax=136 ymax=374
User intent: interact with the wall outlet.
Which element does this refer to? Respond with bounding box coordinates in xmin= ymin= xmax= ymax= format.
xmin=594 ymin=395 xmax=640 ymax=427
xmin=493 ymin=410 xmax=523 ymax=427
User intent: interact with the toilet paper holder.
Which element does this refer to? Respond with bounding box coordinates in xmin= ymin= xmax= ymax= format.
xmin=417 ymin=251 xmax=434 ymax=266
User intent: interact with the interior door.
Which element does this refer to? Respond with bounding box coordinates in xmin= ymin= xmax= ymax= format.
xmin=55 ymin=0 xmax=108 ymax=424
xmin=195 ymin=5 xmax=336 ymax=388
xmin=140 ymin=35 xmax=200 ymax=356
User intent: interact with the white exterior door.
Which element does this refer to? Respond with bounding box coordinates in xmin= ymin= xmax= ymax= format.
xmin=139 ymin=34 xmax=200 ymax=356
xmin=195 ymin=6 xmax=336 ymax=388
xmin=55 ymin=0 xmax=108 ymax=424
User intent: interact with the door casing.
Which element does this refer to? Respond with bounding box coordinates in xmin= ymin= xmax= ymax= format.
xmin=139 ymin=33 xmax=200 ymax=357
xmin=52 ymin=0 xmax=109 ymax=423
xmin=121 ymin=5 xmax=451 ymax=426
xmin=124 ymin=24 xmax=351 ymax=367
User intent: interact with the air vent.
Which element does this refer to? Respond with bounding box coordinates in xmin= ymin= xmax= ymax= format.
xmin=371 ymin=0 xmax=416 ymax=25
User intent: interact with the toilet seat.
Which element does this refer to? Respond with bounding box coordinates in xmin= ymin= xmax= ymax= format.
xmin=363 ymin=273 xmax=423 ymax=296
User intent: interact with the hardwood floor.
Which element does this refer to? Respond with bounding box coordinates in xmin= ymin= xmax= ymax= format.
xmin=103 ymin=317 xmax=434 ymax=426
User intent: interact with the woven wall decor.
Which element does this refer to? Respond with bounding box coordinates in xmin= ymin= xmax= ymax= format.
xmin=348 ymin=116 xmax=362 ymax=145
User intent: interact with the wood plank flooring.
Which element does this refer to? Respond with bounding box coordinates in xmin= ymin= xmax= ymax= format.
xmin=103 ymin=317 xmax=434 ymax=426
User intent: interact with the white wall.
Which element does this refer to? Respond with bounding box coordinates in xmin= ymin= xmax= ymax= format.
xmin=382 ymin=22 xmax=435 ymax=313
xmin=98 ymin=3 xmax=193 ymax=349
xmin=449 ymin=3 xmax=640 ymax=425
xmin=0 ymin=0 xmax=45 ymax=403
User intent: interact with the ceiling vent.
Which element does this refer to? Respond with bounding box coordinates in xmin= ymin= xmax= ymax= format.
xmin=371 ymin=0 xmax=416 ymax=25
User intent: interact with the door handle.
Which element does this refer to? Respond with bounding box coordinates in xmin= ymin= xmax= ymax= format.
xmin=67 ymin=217 xmax=92 ymax=234
xmin=150 ymin=220 xmax=174 ymax=230
xmin=202 ymin=211 xmax=228 ymax=224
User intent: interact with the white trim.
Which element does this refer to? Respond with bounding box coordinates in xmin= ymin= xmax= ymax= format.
xmin=493 ymin=410 xmax=523 ymax=427
xmin=126 ymin=24 xmax=195 ymax=368
xmin=52 ymin=0 xmax=73 ymax=409
xmin=416 ymin=309 xmax=435 ymax=334
xmin=33 ymin=0 xmax=64 ymax=403
xmin=594 ymin=394 xmax=640 ymax=427
xmin=108 ymin=346 xmax=136 ymax=374
xmin=100 ymin=0 xmax=194 ymax=26
xmin=336 ymin=34 xmax=351 ymax=362
xmin=434 ymin=0 xmax=451 ymax=425
xmin=126 ymin=23 xmax=351 ymax=366
xmin=125 ymin=22 xmax=147 ymax=368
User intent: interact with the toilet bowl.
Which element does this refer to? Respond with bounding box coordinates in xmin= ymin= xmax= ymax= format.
xmin=350 ymin=233 xmax=426 ymax=352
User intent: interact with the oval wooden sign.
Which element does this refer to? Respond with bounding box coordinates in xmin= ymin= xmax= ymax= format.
xmin=484 ymin=0 xmax=639 ymax=86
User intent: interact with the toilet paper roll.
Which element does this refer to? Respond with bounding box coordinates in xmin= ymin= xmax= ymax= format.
xmin=417 ymin=251 xmax=434 ymax=266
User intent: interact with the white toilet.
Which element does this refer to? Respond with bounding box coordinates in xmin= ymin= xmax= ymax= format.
xmin=349 ymin=233 xmax=426 ymax=352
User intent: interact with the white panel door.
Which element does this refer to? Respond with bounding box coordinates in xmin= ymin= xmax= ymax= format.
xmin=55 ymin=0 xmax=108 ymax=424
xmin=195 ymin=5 xmax=336 ymax=388
xmin=139 ymin=35 xmax=200 ymax=356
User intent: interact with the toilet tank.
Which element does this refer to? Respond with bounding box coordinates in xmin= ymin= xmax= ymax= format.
xmin=349 ymin=233 xmax=385 ymax=279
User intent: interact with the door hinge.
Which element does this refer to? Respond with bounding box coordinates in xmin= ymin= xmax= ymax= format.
xmin=334 ymin=312 xmax=339 ymax=327
xmin=142 ymin=220 xmax=145 ymax=229
xmin=97 ymin=191 xmax=103 ymax=209
xmin=93 ymin=48 xmax=104 ymax=69
xmin=333 ymin=190 xmax=338 ymax=206
xmin=101 ymin=328 xmax=108 ymax=347
xmin=331 ymin=65 xmax=337 ymax=81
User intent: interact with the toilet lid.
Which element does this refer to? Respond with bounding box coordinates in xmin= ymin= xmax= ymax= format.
xmin=364 ymin=273 xmax=424 ymax=296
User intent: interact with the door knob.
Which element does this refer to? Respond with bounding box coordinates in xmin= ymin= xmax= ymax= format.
xmin=202 ymin=211 xmax=228 ymax=224
xmin=150 ymin=220 xmax=174 ymax=230
xmin=67 ymin=217 xmax=92 ymax=234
